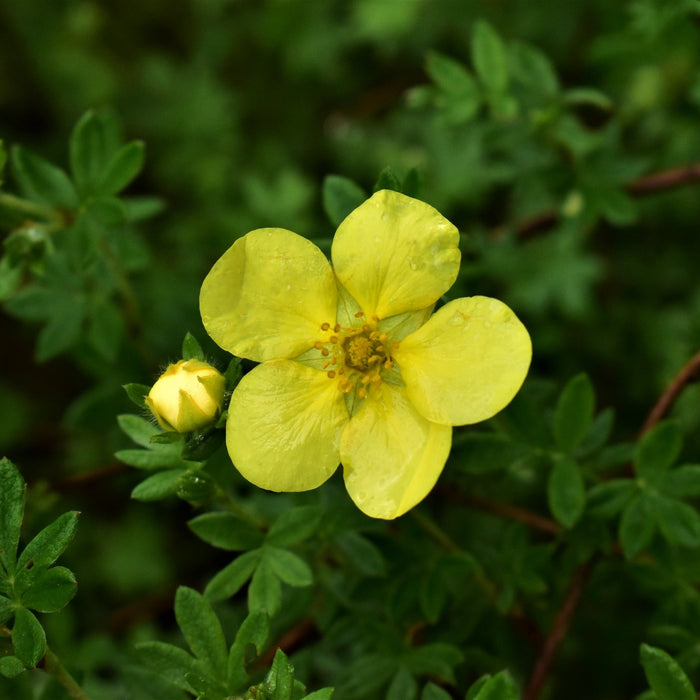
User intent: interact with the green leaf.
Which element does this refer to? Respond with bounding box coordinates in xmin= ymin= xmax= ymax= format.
xmin=123 ymin=384 xmax=152 ymax=410
xmin=17 ymin=511 xmax=79 ymax=572
xmin=0 ymin=255 xmax=23 ymax=301
xmin=547 ymin=455 xmax=585 ymax=527
xmin=204 ymin=549 xmax=262 ymax=602
xmin=660 ymin=465 xmax=700 ymax=499
xmin=322 ymin=175 xmax=367 ymax=228
xmin=20 ymin=566 xmax=77 ymax=612
xmin=404 ymin=643 xmax=462 ymax=685
xmin=118 ymin=449 xmax=188 ymax=470
xmin=472 ymin=670 xmax=519 ymax=700
xmin=227 ymin=610 xmax=269 ymax=689
xmin=620 ymin=493 xmax=656 ymax=558
xmin=118 ymin=414 xmax=161 ymax=447
xmin=335 ymin=530 xmax=386 ymax=576
xmin=69 ymin=110 xmax=118 ymax=196
xmin=131 ymin=469 xmax=186 ymax=500
xmin=587 ymin=479 xmax=636 ymax=518
xmin=509 ymin=41 xmax=559 ymax=97
xmin=96 ymin=140 xmax=145 ymax=195
xmin=636 ymin=422 xmax=683 ymax=482
xmin=654 ymin=496 xmax=700 ymax=549
xmin=387 ymin=666 xmax=418 ymax=700
xmin=452 ymin=432 xmax=521 ymax=473
xmin=264 ymin=649 xmax=295 ymax=700
xmin=0 ymin=140 xmax=6 ymax=189
xmin=553 ymin=373 xmax=595 ymax=451
xmin=137 ymin=640 xmax=202 ymax=694
xmin=305 ymin=689 xmax=334 ymax=700
xmin=12 ymin=607 xmax=46 ymax=667
xmin=35 ymin=293 xmax=86 ymax=362
xmin=174 ymin=586 xmax=227 ymax=680
xmin=0 ymin=458 xmax=25 ymax=574
xmin=0 ymin=595 xmax=15 ymax=625
xmin=425 ymin=51 xmax=482 ymax=123
xmin=0 ymin=655 xmax=25 ymax=678
xmin=265 ymin=547 xmax=313 ymax=587
xmin=87 ymin=300 xmax=124 ymax=362
xmin=422 ymin=682 xmax=452 ymax=700
xmin=248 ymin=557 xmax=281 ymax=614
xmin=188 ymin=512 xmax=263 ymax=551
xmin=471 ymin=20 xmax=509 ymax=94
xmin=11 ymin=146 xmax=78 ymax=209
xmin=182 ymin=333 xmax=204 ymax=362
xmin=266 ymin=506 xmax=322 ymax=547
xmin=640 ymin=643 xmax=696 ymax=700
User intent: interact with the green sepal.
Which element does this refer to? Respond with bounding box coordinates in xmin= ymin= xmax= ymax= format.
xmin=640 ymin=643 xmax=696 ymax=700
xmin=224 ymin=357 xmax=242 ymax=391
xmin=12 ymin=607 xmax=46 ymax=668
xmin=182 ymin=332 xmax=205 ymax=361
xmin=182 ymin=428 xmax=225 ymax=462
xmin=322 ymin=175 xmax=367 ymax=228
xmin=373 ymin=167 xmax=401 ymax=194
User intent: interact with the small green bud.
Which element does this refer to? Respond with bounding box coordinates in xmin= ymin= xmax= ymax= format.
xmin=146 ymin=359 xmax=225 ymax=433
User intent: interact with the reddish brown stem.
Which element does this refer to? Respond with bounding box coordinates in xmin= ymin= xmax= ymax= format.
xmin=514 ymin=161 xmax=700 ymax=238
xmin=258 ymin=618 xmax=316 ymax=667
xmin=523 ymin=557 xmax=598 ymax=700
xmin=640 ymin=347 xmax=700 ymax=436
xmin=626 ymin=163 xmax=700 ymax=195
xmin=439 ymin=488 xmax=562 ymax=535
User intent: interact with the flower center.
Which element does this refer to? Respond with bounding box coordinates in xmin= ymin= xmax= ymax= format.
xmin=315 ymin=312 xmax=397 ymax=401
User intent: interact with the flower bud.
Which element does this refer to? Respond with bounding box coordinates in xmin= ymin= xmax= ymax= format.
xmin=146 ymin=359 xmax=225 ymax=433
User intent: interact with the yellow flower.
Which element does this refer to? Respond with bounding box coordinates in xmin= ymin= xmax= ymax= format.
xmin=146 ymin=359 xmax=226 ymax=433
xmin=200 ymin=190 xmax=531 ymax=519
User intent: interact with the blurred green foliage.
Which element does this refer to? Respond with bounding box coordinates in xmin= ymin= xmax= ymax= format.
xmin=3 ymin=1 xmax=700 ymax=699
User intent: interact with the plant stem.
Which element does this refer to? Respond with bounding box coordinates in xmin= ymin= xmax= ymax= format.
xmin=43 ymin=647 xmax=91 ymax=700
xmin=0 ymin=192 xmax=60 ymax=222
xmin=640 ymin=346 xmax=700 ymax=436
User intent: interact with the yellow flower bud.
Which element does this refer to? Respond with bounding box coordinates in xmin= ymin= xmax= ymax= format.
xmin=146 ymin=359 xmax=225 ymax=433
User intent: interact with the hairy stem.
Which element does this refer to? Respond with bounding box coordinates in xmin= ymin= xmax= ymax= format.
xmin=523 ymin=557 xmax=598 ymax=700
xmin=43 ymin=647 xmax=91 ymax=700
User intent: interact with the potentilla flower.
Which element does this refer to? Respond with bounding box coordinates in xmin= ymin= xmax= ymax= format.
xmin=146 ymin=359 xmax=226 ymax=433
xmin=200 ymin=190 xmax=531 ymax=519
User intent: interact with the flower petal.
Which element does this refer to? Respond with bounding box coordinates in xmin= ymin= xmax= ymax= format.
xmin=394 ymin=296 xmax=532 ymax=426
xmin=200 ymin=229 xmax=337 ymax=362
xmin=226 ymin=360 xmax=348 ymax=491
xmin=331 ymin=190 xmax=460 ymax=319
xmin=340 ymin=383 xmax=452 ymax=519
